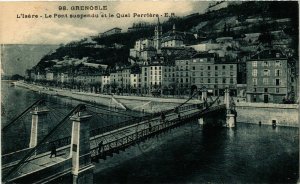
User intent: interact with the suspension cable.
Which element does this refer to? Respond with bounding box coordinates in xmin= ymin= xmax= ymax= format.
xmin=3 ymin=104 xmax=84 ymax=182
xmin=2 ymin=99 xmax=44 ymax=131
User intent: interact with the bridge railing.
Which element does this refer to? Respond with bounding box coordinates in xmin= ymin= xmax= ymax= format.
xmin=2 ymin=148 xmax=33 ymax=166
xmin=90 ymin=108 xmax=202 ymax=158
xmin=90 ymin=103 xmax=201 ymax=138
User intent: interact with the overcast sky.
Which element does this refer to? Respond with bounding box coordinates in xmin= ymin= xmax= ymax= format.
xmin=0 ymin=1 xmax=209 ymax=45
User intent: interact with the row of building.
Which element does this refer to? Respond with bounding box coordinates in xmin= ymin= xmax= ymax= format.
xmin=28 ymin=48 xmax=298 ymax=103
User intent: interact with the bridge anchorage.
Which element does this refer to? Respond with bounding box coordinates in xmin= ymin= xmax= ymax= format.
xmin=2 ymin=88 xmax=236 ymax=184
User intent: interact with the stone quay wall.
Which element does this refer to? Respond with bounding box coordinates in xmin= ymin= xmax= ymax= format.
xmin=15 ymin=81 xmax=299 ymax=127
xmin=235 ymin=102 xmax=299 ymax=127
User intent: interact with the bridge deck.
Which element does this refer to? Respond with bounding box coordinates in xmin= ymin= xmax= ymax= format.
xmin=89 ymin=104 xmax=226 ymax=159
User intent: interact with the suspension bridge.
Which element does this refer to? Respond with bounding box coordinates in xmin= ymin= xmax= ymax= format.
xmin=1 ymin=88 xmax=236 ymax=184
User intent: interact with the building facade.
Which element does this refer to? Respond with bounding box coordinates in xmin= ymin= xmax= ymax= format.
xmin=246 ymin=49 xmax=294 ymax=103
xmin=188 ymin=53 xmax=238 ymax=96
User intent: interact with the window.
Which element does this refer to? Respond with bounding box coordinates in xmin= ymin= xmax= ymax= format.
xmin=264 ymin=88 xmax=268 ymax=93
xmin=200 ymin=72 xmax=203 ymax=76
xmin=192 ymin=66 xmax=195 ymax=70
xmin=200 ymin=78 xmax=203 ymax=83
xmin=275 ymin=69 xmax=281 ymax=77
xmin=252 ymin=61 xmax=257 ymax=68
xmin=215 ymin=72 xmax=218 ymax=76
xmin=215 ymin=66 xmax=218 ymax=70
xmin=223 ymin=65 xmax=226 ymax=69
xmin=208 ymin=78 xmax=210 ymax=83
xmin=263 ymin=69 xmax=270 ymax=76
xmin=230 ymin=65 xmax=233 ymax=70
xmin=215 ymin=78 xmax=218 ymax=83
xmin=252 ymin=78 xmax=257 ymax=85
xmin=230 ymin=72 xmax=234 ymax=76
xmin=208 ymin=72 xmax=211 ymax=76
xmin=252 ymin=69 xmax=257 ymax=77
xmin=262 ymin=61 xmax=269 ymax=67
xmin=200 ymin=66 xmax=204 ymax=70
xmin=263 ymin=78 xmax=268 ymax=85
xmin=230 ymin=78 xmax=234 ymax=84
xmin=192 ymin=72 xmax=195 ymax=76
xmin=208 ymin=66 xmax=211 ymax=70
xmin=254 ymin=88 xmax=257 ymax=92
xmin=275 ymin=61 xmax=281 ymax=67
xmin=222 ymin=78 xmax=226 ymax=84
xmin=186 ymin=78 xmax=188 ymax=82
xmin=276 ymin=79 xmax=280 ymax=86
xmin=276 ymin=88 xmax=279 ymax=93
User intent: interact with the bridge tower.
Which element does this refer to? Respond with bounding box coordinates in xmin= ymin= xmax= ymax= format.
xmin=225 ymin=88 xmax=236 ymax=128
xmin=29 ymin=100 xmax=49 ymax=148
xmin=70 ymin=105 xmax=94 ymax=184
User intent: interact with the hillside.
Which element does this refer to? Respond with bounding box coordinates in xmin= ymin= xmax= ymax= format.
xmin=2 ymin=44 xmax=58 ymax=76
xmin=34 ymin=1 xmax=298 ymax=72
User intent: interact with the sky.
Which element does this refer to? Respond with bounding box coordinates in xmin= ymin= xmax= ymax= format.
xmin=0 ymin=1 xmax=210 ymax=76
xmin=0 ymin=1 xmax=210 ymax=45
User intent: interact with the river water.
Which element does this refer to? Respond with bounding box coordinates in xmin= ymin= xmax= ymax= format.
xmin=1 ymin=81 xmax=299 ymax=183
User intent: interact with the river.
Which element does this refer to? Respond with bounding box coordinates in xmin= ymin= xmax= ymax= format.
xmin=1 ymin=81 xmax=299 ymax=183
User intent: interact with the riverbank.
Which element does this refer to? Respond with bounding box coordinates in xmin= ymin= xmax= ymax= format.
xmin=14 ymin=81 xmax=299 ymax=127
xmin=14 ymin=81 xmax=201 ymax=113
xmin=235 ymin=102 xmax=299 ymax=127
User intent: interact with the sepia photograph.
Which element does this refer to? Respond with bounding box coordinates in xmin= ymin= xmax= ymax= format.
xmin=0 ymin=1 xmax=299 ymax=183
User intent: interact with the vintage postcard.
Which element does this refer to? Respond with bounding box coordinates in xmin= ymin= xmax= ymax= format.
xmin=0 ymin=1 xmax=299 ymax=183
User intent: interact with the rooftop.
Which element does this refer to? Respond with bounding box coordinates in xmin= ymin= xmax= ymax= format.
xmin=250 ymin=49 xmax=287 ymax=60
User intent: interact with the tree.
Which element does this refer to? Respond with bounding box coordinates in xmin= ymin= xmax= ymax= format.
xmin=11 ymin=74 xmax=24 ymax=80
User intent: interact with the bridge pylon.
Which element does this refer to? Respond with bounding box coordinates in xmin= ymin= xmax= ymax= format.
xmin=29 ymin=100 xmax=49 ymax=148
xmin=70 ymin=105 xmax=94 ymax=184
xmin=224 ymin=88 xmax=236 ymax=128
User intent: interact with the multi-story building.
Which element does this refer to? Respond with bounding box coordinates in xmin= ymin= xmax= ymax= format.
xmin=161 ymin=25 xmax=184 ymax=48
xmin=246 ymin=49 xmax=295 ymax=103
xmin=74 ymin=74 xmax=101 ymax=84
xmin=175 ymin=58 xmax=191 ymax=95
xmin=188 ymin=53 xmax=238 ymax=96
xmin=46 ymin=71 xmax=54 ymax=81
xmin=161 ymin=65 xmax=176 ymax=93
xmin=130 ymin=73 xmax=141 ymax=94
xmin=101 ymin=75 xmax=110 ymax=92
